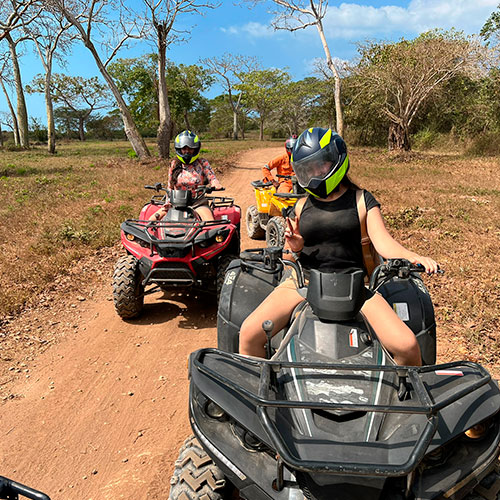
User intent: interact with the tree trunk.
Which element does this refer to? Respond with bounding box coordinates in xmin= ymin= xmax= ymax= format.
xmin=0 ymin=78 xmax=20 ymax=145
xmin=157 ymin=24 xmax=172 ymax=159
xmin=388 ymin=122 xmax=411 ymax=151
xmin=316 ymin=21 xmax=344 ymax=137
xmin=78 ymin=117 xmax=85 ymax=141
xmin=58 ymin=7 xmax=150 ymax=158
xmin=183 ymin=109 xmax=190 ymax=130
xmin=44 ymin=70 xmax=56 ymax=154
xmin=232 ymin=110 xmax=238 ymax=140
xmin=0 ymin=121 xmax=3 ymax=147
xmin=6 ymin=33 xmax=29 ymax=148
xmin=259 ymin=116 xmax=264 ymax=141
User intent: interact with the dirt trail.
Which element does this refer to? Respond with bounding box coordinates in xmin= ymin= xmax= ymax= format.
xmin=0 ymin=147 xmax=282 ymax=500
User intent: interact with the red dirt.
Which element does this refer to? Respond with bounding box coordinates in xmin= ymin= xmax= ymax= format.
xmin=0 ymin=147 xmax=466 ymax=499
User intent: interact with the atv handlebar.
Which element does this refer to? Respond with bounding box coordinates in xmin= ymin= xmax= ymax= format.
xmin=0 ymin=476 xmax=51 ymax=500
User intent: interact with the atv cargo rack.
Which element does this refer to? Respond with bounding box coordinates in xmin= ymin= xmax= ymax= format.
xmin=190 ymin=348 xmax=498 ymax=477
xmin=0 ymin=475 xmax=50 ymax=500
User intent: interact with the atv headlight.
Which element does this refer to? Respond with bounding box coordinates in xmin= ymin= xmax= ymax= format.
xmin=464 ymin=419 xmax=492 ymax=440
xmin=204 ymin=400 xmax=226 ymax=420
xmin=126 ymin=233 xmax=135 ymax=241
xmin=215 ymin=234 xmax=224 ymax=243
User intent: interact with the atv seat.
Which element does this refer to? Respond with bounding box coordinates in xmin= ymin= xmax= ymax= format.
xmin=273 ymin=193 xmax=306 ymax=199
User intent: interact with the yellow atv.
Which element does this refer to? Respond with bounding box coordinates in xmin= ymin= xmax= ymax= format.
xmin=246 ymin=174 xmax=305 ymax=247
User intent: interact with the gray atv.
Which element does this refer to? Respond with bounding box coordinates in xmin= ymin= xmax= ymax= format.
xmin=170 ymin=248 xmax=500 ymax=500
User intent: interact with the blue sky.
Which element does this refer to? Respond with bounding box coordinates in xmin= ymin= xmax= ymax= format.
xmin=2 ymin=0 xmax=499 ymax=122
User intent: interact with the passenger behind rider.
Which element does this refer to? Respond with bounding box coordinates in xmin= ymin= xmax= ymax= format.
xmin=240 ymin=127 xmax=439 ymax=366
xmin=261 ymin=135 xmax=298 ymax=193
xmin=151 ymin=130 xmax=222 ymax=222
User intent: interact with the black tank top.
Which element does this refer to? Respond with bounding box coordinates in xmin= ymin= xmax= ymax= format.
xmin=298 ymin=189 xmax=380 ymax=273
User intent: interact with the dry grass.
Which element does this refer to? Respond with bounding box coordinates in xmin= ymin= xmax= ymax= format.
xmin=0 ymin=140 xmax=499 ymax=370
xmin=350 ymin=148 xmax=500 ymax=368
xmin=0 ymin=138 xmax=275 ymax=317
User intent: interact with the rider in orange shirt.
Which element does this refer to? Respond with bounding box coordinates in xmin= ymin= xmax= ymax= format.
xmin=261 ymin=135 xmax=298 ymax=193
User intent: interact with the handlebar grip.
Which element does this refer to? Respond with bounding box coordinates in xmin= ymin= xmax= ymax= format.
xmin=240 ymin=250 xmax=265 ymax=262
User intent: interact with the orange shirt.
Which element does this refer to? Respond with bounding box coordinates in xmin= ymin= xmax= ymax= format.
xmin=262 ymin=153 xmax=294 ymax=192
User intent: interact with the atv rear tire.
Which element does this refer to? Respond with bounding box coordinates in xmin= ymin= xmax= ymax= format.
xmin=112 ymin=255 xmax=144 ymax=319
xmin=169 ymin=435 xmax=227 ymax=500
xmin=266 ymin=216 xmax=286 ymax=247
xmin=217 ymin=254 xmax=238 ymax=301
xmin=246 ymin=205 xmax=265 ymax=240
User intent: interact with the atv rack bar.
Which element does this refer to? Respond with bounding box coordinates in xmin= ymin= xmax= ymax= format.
xmin=192 ymin=349 xmax=492 ymax=477
xmin=0 ymin=475 xmax=50 ymax=500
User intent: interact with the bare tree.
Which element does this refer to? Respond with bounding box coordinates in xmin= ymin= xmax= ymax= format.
xmin=0 ymin=52 xmax=20 ymax=145
xmin=48 ymin=0 xmax=151 ymax=158
xmin=261 ymin=0 xmax=344 ymax=136
xmin=0 ymin=0 xmax=41 ymax=147
xmin=140 ymin=0 xmax=220 ymax=158
xmin=201 ymin=53 xmax=258 ymax=140
xmin=23 ymin=8 xmax=74 ymax=153
xmin=353 ymin=30 xmax=485 ymax=151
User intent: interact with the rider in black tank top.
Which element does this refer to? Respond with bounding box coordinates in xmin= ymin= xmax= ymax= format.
xmin=299 ymin=189 xmax=380 ymax=273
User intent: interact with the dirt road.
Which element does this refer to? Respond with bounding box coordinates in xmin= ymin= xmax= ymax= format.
xmin=0 ymin=147 xmax=282 ymax=500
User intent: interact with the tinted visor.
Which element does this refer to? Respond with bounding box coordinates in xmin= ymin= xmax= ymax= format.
xmin=176 ymin=134 xmax=198 ymax=149
xmin=293 ymin=147 xmax=335 ymax=188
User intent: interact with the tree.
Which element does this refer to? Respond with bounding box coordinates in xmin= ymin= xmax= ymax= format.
xmin=48 ymin=0 xmax=151 ymax=157
xmin=352 ymin=30 xmax=485 ymax=151
xmin=201 ymin=53 xmax=258 ymax=140
xmin=140 ymin=0 xmax=219 ymax=158
xmin=166 ymin=62 xmax=214 ymax=131
xmin=23 ymin=7 xmax=74 ymax=153
xmin=236 ymin=68 xmax=290 ymax=140
xmin=0 ymin=0 xmax=41 ymax=147
xmin=261 ymin=0 xmax=345 ymax=136
xmin=0 ymin=52 xmax=20 ymax=144
xmin=109 ymin=54 xmax=159 ymax=134
xmin=481 ymin=4 xmax=500 ymax=45
xmin=28 ymin=73 xmax=110 ymax=141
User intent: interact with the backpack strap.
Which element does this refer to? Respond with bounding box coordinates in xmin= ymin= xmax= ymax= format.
xmin=356 ymin=189 xmax=370 ymax=245
xmin=356 ymin=189 xmax=376 ymax=273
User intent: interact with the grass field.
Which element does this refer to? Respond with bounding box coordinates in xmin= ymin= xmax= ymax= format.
xmin=0 ymin=139 xmax=499 ymax=368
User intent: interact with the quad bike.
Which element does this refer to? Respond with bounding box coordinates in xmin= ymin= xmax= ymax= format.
xmin=0 ymin=475 xmax=50 ymax=500
xmin=169 ymin=248 xmax=500 ymax=500
xmin=246 ymin=175 xmax=305 ymax=247
xmin=112 ymin=184 xmax=241 ymax=319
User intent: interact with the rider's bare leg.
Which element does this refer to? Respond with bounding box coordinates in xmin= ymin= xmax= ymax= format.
xmin=194 ymin=205 xmax=214 ymax=221
xmin=361 ymin=293 xmax=422 ymax=366
xmin=239 ymin=286 xmax=305 ymax=357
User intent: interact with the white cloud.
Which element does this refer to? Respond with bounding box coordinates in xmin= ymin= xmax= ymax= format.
xmin=221 ymin=21 xmax=275 ymax=38
xmin=323 ymin=0 xmax=499 ymax=39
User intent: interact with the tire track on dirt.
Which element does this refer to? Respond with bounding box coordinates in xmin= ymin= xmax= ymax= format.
xmin=0 ymin=147 xmax=281 ymax=500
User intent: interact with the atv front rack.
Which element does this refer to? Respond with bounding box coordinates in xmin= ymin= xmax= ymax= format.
xmin=0 ymin=475 xmax=50 ymax=500
xmin=190 ymin=349 xmax=496 ymax=477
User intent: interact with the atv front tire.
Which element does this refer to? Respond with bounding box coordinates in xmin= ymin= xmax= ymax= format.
xmin=246 ymin=205 xmax=265 ymax=240
xmin=169 ymin=436 xmax=227 ymax=500
xmin=112 ymin=255 xmax=144 ymax=319
xmin=266 ymin=216 xmax=286 ymax=247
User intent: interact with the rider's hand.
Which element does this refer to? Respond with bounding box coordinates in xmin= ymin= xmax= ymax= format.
xmin=409 ymin=254 xmax=439 ymax=274
xmin=210 ymin=181 xmax=223 ymax=189
xmin=285 ymin=217 xmax=304 ymax=253
xmin=272 ymin=179 xmax=280 ymax=188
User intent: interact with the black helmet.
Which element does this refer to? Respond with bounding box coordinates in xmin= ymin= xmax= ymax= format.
xmin=174 ymin=130 xmax=201 ymax=164
xmin=291 ymin=127 xmax=349 ymax=198
xmin=285 ymin=134 xmax=298 ymax=156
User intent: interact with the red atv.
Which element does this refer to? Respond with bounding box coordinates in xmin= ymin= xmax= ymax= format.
xmin=112 ymin=183 xmax=241 ymax=319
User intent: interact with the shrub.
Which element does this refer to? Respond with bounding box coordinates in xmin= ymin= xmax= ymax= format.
xmin=464 ymin=131 xmax=500 ymax=156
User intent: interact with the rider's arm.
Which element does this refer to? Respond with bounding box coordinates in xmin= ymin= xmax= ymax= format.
xmin=262 ymin=164 xmax=274 ymax=182
xmin=201 ymin=159 xmax=222 ymax=188
xmin=167 ymin=160 xmax=176 ymax=189
xmin=366 ymin=206 xmax=439 ymax=273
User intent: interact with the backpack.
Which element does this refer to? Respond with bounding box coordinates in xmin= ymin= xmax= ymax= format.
xmin=356 ymin=190 xmax=383 ymax=278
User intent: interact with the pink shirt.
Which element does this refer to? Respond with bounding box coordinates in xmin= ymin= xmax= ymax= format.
xmin=168 ymin=158 xmax=217 ymax=195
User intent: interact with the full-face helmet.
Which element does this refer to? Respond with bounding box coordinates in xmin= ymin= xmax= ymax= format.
xmin=285 ymin=135 xmax=298 ymax=156
xmin=174 ymin=130 xmax=201 ymax=164
xmin=291 ymin=127 xmax=349 ymax=199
